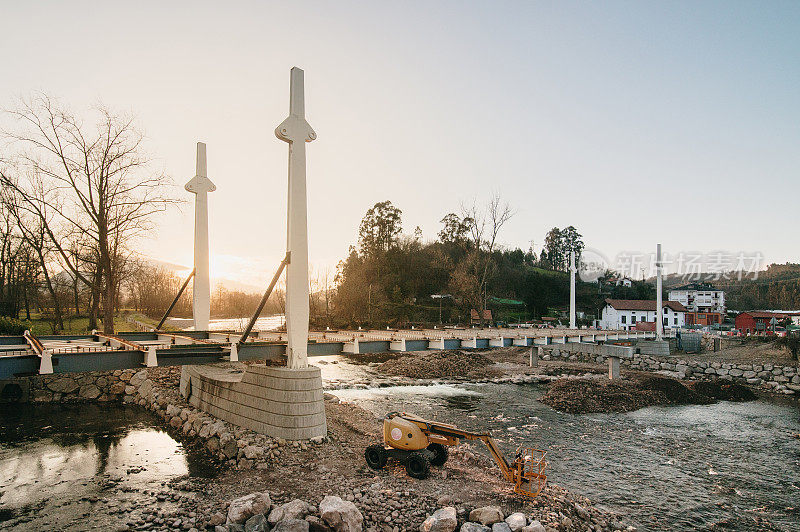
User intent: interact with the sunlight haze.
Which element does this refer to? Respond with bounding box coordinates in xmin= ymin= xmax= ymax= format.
xmin=2 ymin=1 xmax=798 ymax=289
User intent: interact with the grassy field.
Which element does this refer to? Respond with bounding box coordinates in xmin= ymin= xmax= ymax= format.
xmin=24 ymin=313 xmax=147 ymax=336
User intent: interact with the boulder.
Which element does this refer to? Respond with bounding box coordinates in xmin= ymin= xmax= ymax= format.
xmin=419 ymin=507 xmax=457 ymax=532
xmin=469 ymin=507 xmax=504 ymax=526
xmin=504 ymin=513 xmax=527 ymax=532
xmin=521 ymin=522 xmax=545 ymax=532
xmin=222 ymin=438 xmax=239 ymax=460
xmin=244 ymin=445 xmax=264 ymax=460
xmin=272 ymin=519 xmax=310 ymax=532
xmin=79 ymin=385 xmax=101 ymax=400
xmin=129 ymin=370 xmax=148 ymax=386
xmin=209 ymin=512 xmax=226 ymax=526
xmin=269 ymin=499 xmax=315 ymax=525
xmin=460 ymin=524 xmax=490 ymax=532
xmin=245 ymin=514 xmax=269 ymax=532
xmin=305 ymin=515 xmax=331 ymax=532
xmin=491 ymin=524 xmax=511 ymax=532
xmin=47 ymin=377 xmax=79 ymax=394
xmin=138 ymin=379 xmax=153 ymax=398
xmin=227 ymin=492 xmax=272 ymax=524
xmin=319 ymin=495 xmax=363 ymax=532
xmin=573 ymin=503 xmax=589 ymax=520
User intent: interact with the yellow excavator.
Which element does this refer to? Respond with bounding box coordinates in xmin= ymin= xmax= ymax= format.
xmin=364 ymin=412 xmax=547 ymax=498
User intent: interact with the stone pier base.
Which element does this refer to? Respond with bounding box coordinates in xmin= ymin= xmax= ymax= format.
xmin=608 ymin=357 xmax=621 ymax=380
xmin=180 ymin=363 xmax=326 ymax=440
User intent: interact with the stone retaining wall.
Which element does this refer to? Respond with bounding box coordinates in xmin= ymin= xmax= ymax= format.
xmin=542 ymin=346 xmax=800 ymax=395
xmin=0 ymin=369 xmax=137 ymax=403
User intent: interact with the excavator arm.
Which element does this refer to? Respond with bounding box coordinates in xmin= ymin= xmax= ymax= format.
xmin=387 ymin=412 xmax=547 ymax=497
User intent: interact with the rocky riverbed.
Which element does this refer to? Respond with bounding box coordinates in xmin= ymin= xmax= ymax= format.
xmin=105 ymin=364 xmax=632 ymax=531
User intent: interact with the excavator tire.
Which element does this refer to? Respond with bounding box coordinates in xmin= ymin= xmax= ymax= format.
xmin=364 ymin=444 xmax=388 ymax=470
xmin=405 ymin=451 xmax=431 ymax=479
xmin=427 ymin=443 xmax=449 ymax=467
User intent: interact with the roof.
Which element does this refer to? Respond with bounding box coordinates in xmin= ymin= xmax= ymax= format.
xmin=738 ymin=311 xmax=792 ymax=319
xmin=604 ymin=298 xmax=688 ymax=312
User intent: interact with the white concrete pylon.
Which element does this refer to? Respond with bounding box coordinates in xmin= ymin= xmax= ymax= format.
xmin=185 ymin=142 xmax=216 ymax=331
xmin=275 ymin=67 xmax=316 ymax=369
xmin=569 ymin=250 xmax=576 ymax=329
xmin=656 ymin=243 xmax=663 ymax=340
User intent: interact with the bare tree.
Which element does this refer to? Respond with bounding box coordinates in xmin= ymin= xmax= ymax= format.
xmin=1 ymin=94 xmax=178 ymax=333
xmin=456 ymin=193 xmax=514 ymax=325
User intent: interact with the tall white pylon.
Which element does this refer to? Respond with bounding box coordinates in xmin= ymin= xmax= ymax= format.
xmin=276 ymin=67 xmax=315 ymax=369
xmin=569 ymin=250 xmax=576 ymax=329
xmin=656 ymin=243 xmax=663 ymax=340
xmin=185 ymin=142 xmax=215 ymax=331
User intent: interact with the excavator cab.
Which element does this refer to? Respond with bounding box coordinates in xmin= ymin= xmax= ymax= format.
xmin=364 ymin=412 xmax=547 ymax=499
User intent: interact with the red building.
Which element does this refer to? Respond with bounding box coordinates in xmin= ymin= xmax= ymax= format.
xmin=685 ymin=312 xmax=724 ymax=327
xmin=735 ymin=311 xmax=786 ymax=333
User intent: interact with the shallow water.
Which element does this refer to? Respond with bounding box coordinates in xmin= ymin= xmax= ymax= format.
xmin=0 ymin=404 xmax=213 ymax=530
xmin=332 ymin=382 xmax=800 ymax=531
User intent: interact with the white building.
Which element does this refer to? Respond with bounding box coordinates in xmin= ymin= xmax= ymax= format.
xmin=599 ymin=299 xmax=688 ymax=331
xmin=668 ymin=283 xmax=725 ymax=314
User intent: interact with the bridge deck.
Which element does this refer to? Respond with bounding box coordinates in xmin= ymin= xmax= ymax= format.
xmin=0 ymin=327 xmax=655 ymax=379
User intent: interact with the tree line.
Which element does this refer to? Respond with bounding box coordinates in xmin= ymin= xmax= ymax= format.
xmin=331 ymin=198 xmax=593 ymax=327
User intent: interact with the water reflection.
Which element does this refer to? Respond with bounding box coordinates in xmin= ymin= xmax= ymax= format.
xmin=0 ymin=404 xmax=212 ymax=512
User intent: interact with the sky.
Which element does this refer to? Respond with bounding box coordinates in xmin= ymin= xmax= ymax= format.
xmin=2 ymin=1 xmax=798 ymax=289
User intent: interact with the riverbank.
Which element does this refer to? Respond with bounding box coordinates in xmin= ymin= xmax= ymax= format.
xmin=3 ymin=345 xmax=798 ymax=531
xmin=112 ymin=364 xmax=630 ymax=531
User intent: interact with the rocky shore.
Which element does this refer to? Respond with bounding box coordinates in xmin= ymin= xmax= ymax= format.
xmin=109 ymin=364 xmax=632 ymax=531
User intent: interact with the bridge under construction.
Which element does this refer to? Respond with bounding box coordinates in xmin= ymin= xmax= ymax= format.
xmin=0 ymin=326 xmax=655 ymax=379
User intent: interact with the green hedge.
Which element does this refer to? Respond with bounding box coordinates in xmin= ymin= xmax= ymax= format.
xmin=0 ymin=316 xmax=32 ymax=335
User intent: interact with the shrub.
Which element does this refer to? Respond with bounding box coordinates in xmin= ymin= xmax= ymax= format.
xmin=0 ymin=316 xmax=31 ymax=335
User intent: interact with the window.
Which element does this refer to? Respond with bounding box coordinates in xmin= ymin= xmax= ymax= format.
xmin=674 ymin=317 xmax=678 ymax=325
xmin=632 ymin=316 xmax=637 ymax=323
xmin=621 ymin=315 xmax=626 ymax=324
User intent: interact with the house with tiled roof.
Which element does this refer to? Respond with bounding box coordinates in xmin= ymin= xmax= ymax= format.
xmin=599 ymin=298 xmax=688 ymax=331
xmin=734 ymin=311 xmax=800 ymax=333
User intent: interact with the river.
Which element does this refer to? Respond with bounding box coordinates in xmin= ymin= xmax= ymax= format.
xmin=0 ymin=404 xmax=213 ymax=530
xmin=331 ymin=381 xmax=800 ymax=531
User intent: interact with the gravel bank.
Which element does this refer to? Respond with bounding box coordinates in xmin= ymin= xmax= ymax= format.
xmin=538 ymin=374 xmax=716 ymax=414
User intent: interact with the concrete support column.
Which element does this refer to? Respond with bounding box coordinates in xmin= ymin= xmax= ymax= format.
xmin=569 ymin=250 xmax=576 ymax=329
xmin=489 ymin=337 xmax=504 ymax=347
xmin=276 ymin=67 xmax=316 ymax=370
xmin=530 ymin=347 xmax=539 ymax=368
xmin=184 ymin=142 xmax=215 ymax=332
xmin=229 ymin=342 xmax=239 ymax=362
xmin=390 ymin=338 xmax=407 ymax=352
xmin=39 ymin=350 xmax=53 ymax=375
xmin=656 ymin=243 xmax=663 ymax=341
xmin=428 ymin=338 xmax=446 ymax=350
xmin=608 ymin=356 xmax=621 ymax=380
xmin=145 ymin=346 xmax=158 ymax=367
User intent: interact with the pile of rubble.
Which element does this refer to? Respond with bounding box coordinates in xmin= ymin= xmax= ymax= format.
xmin=378 ymin=351 xmax=492 ymax=379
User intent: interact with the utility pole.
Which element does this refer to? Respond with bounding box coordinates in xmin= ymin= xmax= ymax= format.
xmin=656 ymin=243 xmax=663 ymax=341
